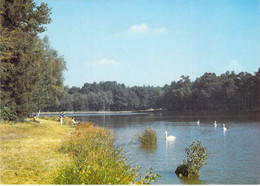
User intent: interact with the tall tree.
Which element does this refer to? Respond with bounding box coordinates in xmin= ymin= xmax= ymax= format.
xmin=33 ymin=36 xmax=66 ymax=111
xmin=0 ymin=0 xmax=66 ymax=120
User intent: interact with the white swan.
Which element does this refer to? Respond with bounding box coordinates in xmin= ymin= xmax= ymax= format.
xmin=223 ymin=124 xmax=227 ymax=131
xmin=214 ymin=121 xmax=217 ymax=128
xmin=197 ymin=120 xmax=200 ymax=125
xmin=165 ymin=131 xmax=176 ymax=140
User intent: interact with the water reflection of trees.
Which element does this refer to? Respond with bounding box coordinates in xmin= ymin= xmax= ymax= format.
xmin=179 ymin=175 xmax=207 ymax=184
xmin=139 ymin=144 xmax=157 ymax=154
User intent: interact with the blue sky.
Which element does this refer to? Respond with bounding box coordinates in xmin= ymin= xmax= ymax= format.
xmin=37 ymin=0 xmax=259 ymax=87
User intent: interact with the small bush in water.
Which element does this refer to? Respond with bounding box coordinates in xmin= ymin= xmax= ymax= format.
xmin=55 ymin=123 xmax=160 ymax=184
xmin=137 ymin=128 xmax=157 ymax=146
xmin=176 ymin=140 xmax=208 ymax=177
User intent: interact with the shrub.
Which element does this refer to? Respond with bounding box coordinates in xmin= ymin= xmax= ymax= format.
xmin=137 ymin=128 xmax=157 ymax=146
xmin=0 ymin=105 xmax=17 ymax=121
xmin=55 ymin=123 xmax=160 ymax=184
xmin=176 ymin=140 xmax=208 ymax=177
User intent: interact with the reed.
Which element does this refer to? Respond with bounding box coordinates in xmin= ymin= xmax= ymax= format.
xmin=55 ymin=123 xmax=159 ymax=184
xmin=137 ymin=128 xmax=157 ymax=146
xmin=55 ymin=123 xmax=136 ymax=184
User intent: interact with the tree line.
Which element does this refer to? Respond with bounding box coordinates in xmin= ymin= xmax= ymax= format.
xmin=48 ymin=69 xmax=260 ymax=113
xmin=1 ymin=0 xmax=66 ymax=120
xmin=48 ymin=81 xmax=162 ymax=112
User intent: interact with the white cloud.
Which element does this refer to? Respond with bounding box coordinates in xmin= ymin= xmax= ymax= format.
xmin=126 ymin=23 xmax=167 ymax=34
xmin=87 ymin=58 xmax=120 ymax=68
xmin=95 ymin=58 xmax=116 ymax=66
xmin=128 ymin=23 xmax=148 ymax=33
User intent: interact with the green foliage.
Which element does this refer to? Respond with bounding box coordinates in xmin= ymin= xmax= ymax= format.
xmin=178 ymin=140 xmax=208 ymax=177
xmin=0 ymin=0 xmax=66 ymax=120
xmin=51 ymin=81 xmax=162 ymax=111
xmin=54 ymin=123 xmax=160 ymax=184
xmin=1 ymin=0 xmax=51 ymax=34
xmin=139 ymin=168 xmax=161 ymax=184
xmin=0 ymin=105 xmax=17 ymax=121
xmin=47 ymin=68 xmax=259 ymax=113
xmin=161 ymin=70 xmax=260 ymax=112
xmin=137 ymin=128 xmax=157 ymax=146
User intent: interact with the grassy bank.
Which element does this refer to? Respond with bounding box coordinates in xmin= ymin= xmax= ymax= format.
xmin=0 ymin=118 xmax=74 ymax=184
xmin=0 ymin=118 xmax=159 ymax=184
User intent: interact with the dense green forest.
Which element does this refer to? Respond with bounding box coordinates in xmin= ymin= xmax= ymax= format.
xmin=48 ymin=69 xmax=260 ymax=113
xmin=1 ymin=0 xmax=66 ymax=120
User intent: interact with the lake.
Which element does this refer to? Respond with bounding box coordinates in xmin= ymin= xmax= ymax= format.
xmin=63 ymin=112 xmax=260 ymax=184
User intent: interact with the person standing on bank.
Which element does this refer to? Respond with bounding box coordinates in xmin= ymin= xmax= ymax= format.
xmin=60 ymin=112 xmax=65 ymax=126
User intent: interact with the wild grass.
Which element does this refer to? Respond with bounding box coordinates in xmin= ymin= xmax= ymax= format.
xmin=137 ymin=128 xmax=157 ymax=146
xmin=0 ymin=119 xmax=74 ymax=184
xmin=55 ymin=123 xmax=160 ymax=184
xmin=0 ymin=118 xmax=159 ymax=184
xmin=40 ymin=116 xmax=72 ymax=126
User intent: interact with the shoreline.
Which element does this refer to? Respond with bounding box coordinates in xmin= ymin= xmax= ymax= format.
xmin=38 ymin=110 xmax=134 ymax=115
xmin=0 ymin=118 xmax=149 ymax=184
xmin=38 ymin=109 xmax=260 ymax=115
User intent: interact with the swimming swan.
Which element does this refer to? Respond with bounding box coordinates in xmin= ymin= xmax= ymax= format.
xmin=165 ymin=131 xmax=176 ymax=140
xmin=223 ymin=124 xmax=227 ymax=131
xmin=197 ymin=120 xmax=200 ymax=125
xmin=214 ymin=121 xmax=217 ymax=128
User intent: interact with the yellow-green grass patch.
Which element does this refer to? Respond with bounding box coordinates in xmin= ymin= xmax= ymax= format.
xmin=0 ymin=119 xmax=74 ymax=184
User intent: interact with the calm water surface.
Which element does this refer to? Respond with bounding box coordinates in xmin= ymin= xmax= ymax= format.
xmin=73 ymin=112 xmax=259 ymax=184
